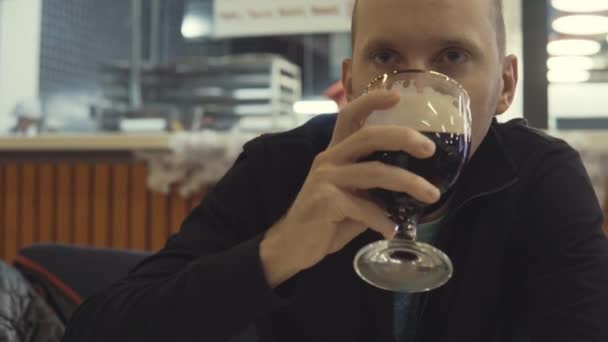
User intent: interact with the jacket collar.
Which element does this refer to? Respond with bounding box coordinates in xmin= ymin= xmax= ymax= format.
xmin=446 ymin=121 xmax=520 ymax=219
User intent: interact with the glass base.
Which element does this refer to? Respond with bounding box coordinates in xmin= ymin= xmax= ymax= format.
xmin=353 ymin=239 xmax=453 ymax=293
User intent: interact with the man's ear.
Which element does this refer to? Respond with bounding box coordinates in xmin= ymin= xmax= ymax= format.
xmin=342 ymin=58 xmax=354 ymax=102
xmin=495 ymin=54 xmax=519 ymax=115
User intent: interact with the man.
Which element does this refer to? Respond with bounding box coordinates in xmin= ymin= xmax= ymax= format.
xmin=63 ymin=0 xmax=608 ymax=341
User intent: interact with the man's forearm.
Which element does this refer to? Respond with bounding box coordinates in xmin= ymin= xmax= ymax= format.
xmin=63 ymin=236 xmax=287 ymax=342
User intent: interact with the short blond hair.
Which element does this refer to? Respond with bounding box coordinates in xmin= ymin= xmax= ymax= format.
xmin=351 ymin=0 xmax=506 ymax=57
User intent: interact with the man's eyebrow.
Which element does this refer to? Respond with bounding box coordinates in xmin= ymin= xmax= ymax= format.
xmin=435 ymin=37 xmax=484 ymax=54
xmin=361 ymin=36 xmax=484 ymax=55
xmin=360 ymin=39 xmax=400 ymax=52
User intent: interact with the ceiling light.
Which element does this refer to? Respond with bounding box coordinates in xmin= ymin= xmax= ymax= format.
xmin=547 ymin=56 xmax=594 ymax=70
xmin=552 ymin=0 xmax=608 ymax=13
xmin=547 ymin=69 xmax=591 ymax=83
xmin=547 ymin=39 xmax=602 ymax=56
xmin=293 ymin=100 xmax=339 ymax=115
xmin=552 ymin=15 xmax=608 ymax=35
xmin=181 ymin=15 xmax=212 ymax=39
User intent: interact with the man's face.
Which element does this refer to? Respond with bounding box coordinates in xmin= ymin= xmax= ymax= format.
xmin=343 ymin=0 xmax=518 ymax=154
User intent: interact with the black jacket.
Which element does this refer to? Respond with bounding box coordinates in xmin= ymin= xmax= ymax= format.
xmin=63 ymin=115 xmax=608 ymax=342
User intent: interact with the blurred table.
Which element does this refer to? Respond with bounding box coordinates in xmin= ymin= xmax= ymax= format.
xmin=0 ymin=133 xmax=211 ymax=262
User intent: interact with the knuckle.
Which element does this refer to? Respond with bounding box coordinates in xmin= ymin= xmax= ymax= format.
xmin=313 ymin=164 xmax=336 ymax=181
xmin=314 ymin=183 xmax=340 ymax=204
xmin=368 ymin=90 xmax=388 ymax=103
xmin=398 ymin=127 xmax=417 ymax=142
xmin=368 ymin=161 xmax=386 ymax=170
xmin=407 ymin=130 xmax=423 ymax=143
xmin=313 ymin=151 xmax=330 ymax=166
xmin=357 ymin=126 xmax=378 ymax=141
xmin=398 ymin=170 xmax=419 ymax=188
xmin=367 ymin=162 xmax=390 ymax=177
xmin=413 ymin=175 xmax=430 ymax=190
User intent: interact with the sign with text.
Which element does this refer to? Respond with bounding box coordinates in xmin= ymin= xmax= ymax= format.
xmin=214 ymin=0 xmax=354 ymax=37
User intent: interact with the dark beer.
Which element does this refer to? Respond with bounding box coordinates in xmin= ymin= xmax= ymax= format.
xmin=362 ymin=131 xmax=468 ymax=223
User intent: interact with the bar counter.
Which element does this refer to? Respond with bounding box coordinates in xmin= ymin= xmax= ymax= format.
xmin=0 ymin=134 xmax=209 ymax=262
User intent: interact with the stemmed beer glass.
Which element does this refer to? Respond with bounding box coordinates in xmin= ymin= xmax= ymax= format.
xmin=353 ymin=70 xmax=472 ymax=293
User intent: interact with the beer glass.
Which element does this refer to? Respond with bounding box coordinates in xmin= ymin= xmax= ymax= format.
xmin=353 ymin=70 xmax=472 ymax=293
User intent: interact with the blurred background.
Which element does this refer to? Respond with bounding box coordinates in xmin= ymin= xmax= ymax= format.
xmin=0 ymin=0 xmax=607 ymax=311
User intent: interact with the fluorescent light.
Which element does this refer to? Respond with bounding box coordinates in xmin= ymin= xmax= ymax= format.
xmin=293 ymin=100 xmax=339 ymax=115
xmin=547 ymin=69 xmax=591 ymax=83
xmin=552 ymin=15 xmax=608 ymax=35
xmin=119 ymin=118 xmax=167 ymax=132
xmin=552 ymin=0 xmax=608 ymax=13
xmin=547 ymin=56 xmax=594 ymax=70
xmin=232 ymin=89 xmax=272 ymax=100
xmin=234 ymin=104 xmax=272 ymax=115
xmin=181 ymin=15 xmax=212 ymax=39
xmin=547 ymin=39 xmax=602 ymax=56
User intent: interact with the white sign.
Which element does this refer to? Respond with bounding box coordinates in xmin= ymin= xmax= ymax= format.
xmin=214 ymin=0 xmax=355 ymax=38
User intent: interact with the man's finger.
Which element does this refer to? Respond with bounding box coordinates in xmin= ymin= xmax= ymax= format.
xmin=328 ymin=162 xmax=441 ymax=204
xmin=329 ymin=125 xmax=436 ymax=164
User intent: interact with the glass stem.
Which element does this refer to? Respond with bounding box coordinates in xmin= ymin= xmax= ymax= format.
xmin=393 ymin=212 xmax=419 ymax=241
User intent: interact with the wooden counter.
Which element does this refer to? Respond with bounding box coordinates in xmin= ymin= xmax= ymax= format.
xmin=0 ymin=134 xmax=209 ymax=262
xmin=0 ymin=133 xmax=171 ymax=151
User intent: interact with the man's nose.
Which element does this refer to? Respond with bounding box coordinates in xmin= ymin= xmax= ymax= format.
xmin=397 ymin=59 xmax=430 ymax=72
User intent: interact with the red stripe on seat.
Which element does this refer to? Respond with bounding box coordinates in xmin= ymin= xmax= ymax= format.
xmin=14 ymin=255 xmax=83 ymax=305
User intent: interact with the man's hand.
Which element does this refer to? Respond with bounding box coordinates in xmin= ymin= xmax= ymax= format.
xmin=260 ymin=90 xmax=441 ymax=288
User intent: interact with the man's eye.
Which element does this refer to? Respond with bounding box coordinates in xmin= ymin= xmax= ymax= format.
xmin=439 ymin=49 xmax=468 ymax=65
xmin=372 ymin=51 xmax=398 ymax=65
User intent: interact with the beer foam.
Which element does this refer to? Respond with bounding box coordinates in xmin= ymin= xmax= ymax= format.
xmin=365 ymin=82 xmax=467 ymax=134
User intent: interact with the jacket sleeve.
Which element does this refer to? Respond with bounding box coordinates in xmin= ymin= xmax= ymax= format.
xmin=62 ymin=139 xmax=290 ymax=342
xmin=516 ymin=143 xmax=608 ymax=340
